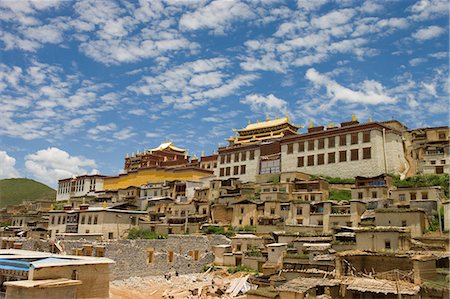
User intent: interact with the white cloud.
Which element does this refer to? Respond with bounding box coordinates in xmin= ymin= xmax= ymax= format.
xmin=409 ymin=0 xmax=448 ymax=21
xmin=311 ymin=8 xmax=356 ymax=29
xmin=305 ymin=68 xmax=397 ymax=105
xmin=241 ymin=94 xmax=289 ymax=115
xmin=412 ymin=26 xmax=445 ymax=41
xmin=24 ymin=147 xmax=97 ymax=185
xmin=0 ymin=151 xmax=20 ymax=178
xmin=409 ymin=57 xmax=427 ymax=66
xmin=179 ymin=0 xmax=255 ymax=34
xmin=128 ymin=109 xmax=146 ymax=116
xmin=129 ymin=58 xmax=258 ymax=110
xmin=113 ymin=128 xmax=136 ymax=140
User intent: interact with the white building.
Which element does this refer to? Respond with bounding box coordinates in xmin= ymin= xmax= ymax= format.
xmin=56 ymin=175 xmax=106 ymax=201
xmin=216 ymin=117 xmax=407 ymax=181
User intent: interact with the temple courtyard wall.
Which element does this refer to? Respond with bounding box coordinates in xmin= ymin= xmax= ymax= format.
xmin=20 ymin=235 xmax=230 ymax=280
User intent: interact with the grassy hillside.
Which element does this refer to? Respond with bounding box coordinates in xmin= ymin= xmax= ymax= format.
xmin=0 ymin=178 xmax=56 ymax=207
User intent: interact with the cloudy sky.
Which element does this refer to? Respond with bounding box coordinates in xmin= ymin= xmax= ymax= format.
xmin=0 ymin=0 xmax=448 ymax=186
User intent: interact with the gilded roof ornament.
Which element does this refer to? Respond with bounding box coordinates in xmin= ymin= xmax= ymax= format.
xmin=368 ymin=117 xmax=373 ymax=123
xmin=309 ymin=121 xmax=313 ymax=128
xmin=201 ymin=151 xmax=205 ymax=157
xmin=352 ymin=114 xmax=357 ymax=122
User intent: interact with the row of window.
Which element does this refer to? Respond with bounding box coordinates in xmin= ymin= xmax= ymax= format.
xmin=51 ymin=215 xmax=99 ymax=225
xmin=220 ymin=150 xmax=255 ymax=164
xmin=297 ymin=147 xmax=371 ymax=167
xmin=219 ymin=165 xmax=247 ymax=176
xmin=286 ymin=131 xmax=371 ymax=154
xmin=430 ymin=159 xmax=446 ymax=165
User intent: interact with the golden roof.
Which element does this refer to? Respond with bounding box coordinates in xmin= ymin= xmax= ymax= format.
xmin=150 ymin=142 xmax=186 ymax=153
xmin=234 ymin=117 xmax=300 ymax=133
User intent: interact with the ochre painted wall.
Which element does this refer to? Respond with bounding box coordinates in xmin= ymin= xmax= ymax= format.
xmin=103 ymin=168 xmax=211 ymax=190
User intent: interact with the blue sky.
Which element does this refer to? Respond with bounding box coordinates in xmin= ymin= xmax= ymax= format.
xmin=0 ymin=0 xmax=448 ymax=187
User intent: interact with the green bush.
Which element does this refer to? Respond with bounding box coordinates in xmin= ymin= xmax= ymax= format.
xmin=235 ymin=225 xmax=256 ymax=232
xmin=204 ymin=226 xmax=235 ymax=237
xmin=393 ymin=174 xmax=449 ymax=198
xmin=227 ymin=265 xmax=258 ymax=274
xmin=329 ymin=190 xmax=352 ymax=201
xmin=127 ymin=229 xmax=166 ymax=240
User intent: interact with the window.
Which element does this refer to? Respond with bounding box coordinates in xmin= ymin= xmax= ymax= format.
xmin=401 ymin=220 xmax=407 ymax=227
xmin=351 ymin=133 xmax=358 ymax=144
xmin=371 ymin=191 xmax=377 ymax=199
xmin=296 ymin=207 xmax=302 ymax=215
xmin=439 ymin=132 xmax=446 ymax=139
xmin=363 ymin=131 xmax=371 ymax=143
xmin=225 ymin=167 xmax=231 ymax=176
xmin=308 ymin=140 xmax=315 ymax=151
xmin=350 ymin=149 xmax=359 ymax=161
xmin=81 ymin=216 xmax=85 ymax=224
xmin=250 ymin=218 xmax=254 ymax=226
xmin=234 ymin=153 xmax=239 ymax=162
xmin=431 ymin=160 xmax=436 ymax=165
xmin=57 ymin=216 xmax=61 ymax=225
xmin=241 ymin=151 xmax=246 ymax=161
xmin=318 ymin=220 xmax=323 ymax=225
xmin=399 ymin=194 xmax=406 ymax=201
xmin=410 ymin=193 xmax=416 ymax=200
xmin=51 ymin=216 xmax=55 ymax=225
xmin=220 ymin=155 xmax=225 ymax=164
xmin=436 ymin=166 xmax=444 ymax=174
xmin=202 ymin=208 xmax=207 ymax=215
xmin=240 ymin=165 xmax=246 ymax=174
xmin=236 ymin=244 xmax=241 ymax=251
xmin=339 ymin=135 xmax=347 ymax=146
xmin=281 ymin=204 xmax=290 ymax=211
xmin=270 ymin=208 xmax=275 ymax=215
xmin=260 ymin=159 xmax=280 ymax=174
xmin=168 ymin=251 xmax=174 ymax=263
xmin=226 ymin=155 xmax=231 ymax=163
xmin=241 ymin=207 xmax=244 ymax=214
xmin=385 ymin=241 xmax=391 ymax=249
xmin=94 ymin=215 xmax=98 ymax=224
xmin=307 ymin=155 xmax=314 ymax=166
xmin=421 ymin=192 xmax=428 ymax=199
xmin=239 ymin=219 xmax=243 ymax=225
xmin=318 ymin=138 xmax=325 ymax=149
xmin=297 ymin=157 xmax=304 ymax=167
xmin=328 ymin=152 xmax=335 ymax=164
xmin=233 ymin=166 xmax=239 ymax=175
xmin=441 ymin=160 xmax=446 ymax=165
xmin=219 ymin=168 xmax=224 ymax=176
xmin=249 ymin=150 xmax=255 ymax=160
xmin=339 ymin=151 xmax=347 ymax=162
xmin=287 ymin=143 xmax=294 ymax=154
xmin=328 ymin=137 xmax=335 ymax=148
xmin=318 ymin=154 xmax=324 ymax=165
xmin=62 ymin=217 xmax=66 ymax=224
xmin=88 ymin=216 xmax=92 ymax=225
xmin=298 ymin=142 xmax=305 ymax=152
xmin=108 ymin=232 xmax=114 ymax=239
xmin=297 ymin=219 xmax=303 ymax=224
xmin=358 ymin=192 xmax=363 ymax=199
xmin=147 ymin=249 xmax=154 ymax=264
xmin=363 ymin=147 xmax=371 ymax=159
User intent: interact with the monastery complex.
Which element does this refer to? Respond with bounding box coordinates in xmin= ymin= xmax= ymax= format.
xmin=1 ymin=116 xmax=449 ymax=299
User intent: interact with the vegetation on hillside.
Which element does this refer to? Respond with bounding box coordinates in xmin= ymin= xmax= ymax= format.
xmin=0 ymin=178 xmax=56 ymax=207
xmin=329 ymin=190 xmax=352 ymax=201
xmin=310 ymin=175 xmax=356 ymax=184
xmin=127 ymin=229 xmax=167 ymax=239
xmin=392 ymin=174 xmax=449 ymax=198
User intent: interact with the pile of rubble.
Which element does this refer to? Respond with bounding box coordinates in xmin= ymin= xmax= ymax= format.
xmin=111 ymin=268 xmax=255 ymax=299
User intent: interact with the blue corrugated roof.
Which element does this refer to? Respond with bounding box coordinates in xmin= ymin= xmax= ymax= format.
xmin=0 ymin=259 xmax=30 ymax=272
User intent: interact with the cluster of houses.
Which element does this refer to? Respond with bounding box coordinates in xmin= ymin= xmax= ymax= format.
xmin=0 ymin=116 xmax=449 ymax=298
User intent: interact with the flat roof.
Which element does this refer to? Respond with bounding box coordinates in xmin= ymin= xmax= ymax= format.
xmin=266 ymin=243 xmax=288 ymax=247
xmin=4 ymin=278 xmax=82 ymax=288
xmin=0 ymin=249 xmax=114 ymax=268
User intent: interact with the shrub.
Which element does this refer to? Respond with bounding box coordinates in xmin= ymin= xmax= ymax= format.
xmin=127 ymin=229 xmax=166 ymax=240
xmin=393 ymin=174 xmax=449 ymax=198
xmin=329 ymin=190 xmax=352 ymax=201
xmin=227 ymin=265 xmax=258 ymax=274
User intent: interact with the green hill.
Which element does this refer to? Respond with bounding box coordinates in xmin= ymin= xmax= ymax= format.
xmin=0 ymin=178 xmax=56 ymax=207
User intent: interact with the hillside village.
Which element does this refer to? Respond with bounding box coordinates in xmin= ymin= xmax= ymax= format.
xmin=0 ymin=116 xmax=449 ymax=299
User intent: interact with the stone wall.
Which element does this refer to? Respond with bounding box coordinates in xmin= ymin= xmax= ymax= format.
xmin=21 ymin=235 xmax=230 ymax=280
